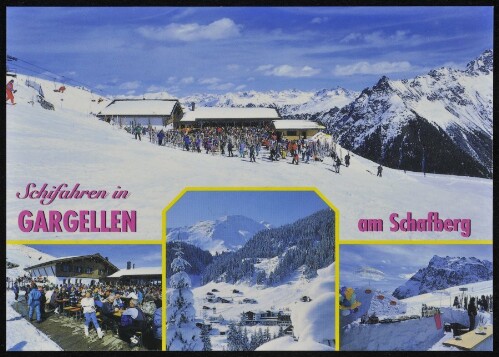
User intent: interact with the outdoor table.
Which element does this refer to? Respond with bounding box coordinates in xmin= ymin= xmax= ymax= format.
xmin=443 ymin=325 xmax=493 ymax=350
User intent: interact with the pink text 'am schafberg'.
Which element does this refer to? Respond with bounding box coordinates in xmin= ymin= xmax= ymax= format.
xmin=18 ymin=210 xmax=137 ymax=233
xmin=358 ymin=212 xmax=471 ymax=237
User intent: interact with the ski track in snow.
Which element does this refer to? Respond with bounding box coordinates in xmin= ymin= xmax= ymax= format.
xmin=6 ymin=74 xmax=492 ymax=241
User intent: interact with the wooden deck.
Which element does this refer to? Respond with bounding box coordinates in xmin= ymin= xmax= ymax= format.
xmin=12 ymin=300 xmax=146 ymax=351
xmin=443 ymin=325 xmax=493 ymax=350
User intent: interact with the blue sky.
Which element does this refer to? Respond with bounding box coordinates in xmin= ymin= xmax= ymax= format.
xmin=166 ymin=191 xmax=329 ymax=228
xmin=340 ymin=245 xmax=493 ymax=293
xmin=6 ymin=7 xmax=493 ymax=97
xmin=27 ymin=244 xmax=162 ymax=269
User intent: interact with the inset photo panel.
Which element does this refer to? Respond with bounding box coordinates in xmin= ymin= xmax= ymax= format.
xmin=6 ymin=244 xmax=163 ymax=351
xmin=163 ymin=188 xmax=338 ymax=351
xmin=339 ymin=244 xmax=493 ymax=351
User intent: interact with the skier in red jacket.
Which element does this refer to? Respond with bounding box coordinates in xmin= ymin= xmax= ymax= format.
xmin=6 ymin=79 xmax=15 ymax=105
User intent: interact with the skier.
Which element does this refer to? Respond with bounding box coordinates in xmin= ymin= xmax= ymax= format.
xmin=27 ymin=282 xmax=42 ymax=323
xmin=38 ymin=286 xmax=46 ymax=321
xmin=345 ymin=153 xmax=350 ymax=167
xmin=81 ymin=289 xmax=104 ymax=339
xmin=6 ymin=79 xmax=16 ymax=105
xmin=292 ymin=151 xmax=299 ymax=165
xmin=467 ymin=297 xmax=477 ymax=331
xmin=453 ymin=296 xmax=460 ymax=309
xmin=239 ymin=141 xmax=246 ymax=158
xmin=335 ymin=157 xmax=341 ymax=173
xmin=184 ymin=135 xmax=191 ymax=151
xmin=249 ymin=144 xmax=256 ymax=162
xmin=377 ymin=165 xmax=383 ymax=177
xmin=305 ymin=146 xmax=312 ymax=163
xmin=119 ymin=298 xmax=146 ymax=347
xmin=227 ymin=140 xmax=234 ymax=157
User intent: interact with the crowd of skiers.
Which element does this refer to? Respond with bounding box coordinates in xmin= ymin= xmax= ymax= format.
xmin=10 ymin=278 xmax=162 ymax=349
xmin=119 ymin=123 xmax=380 ymax=175
xmin=452 ymin=294 xmax=492 ymax=332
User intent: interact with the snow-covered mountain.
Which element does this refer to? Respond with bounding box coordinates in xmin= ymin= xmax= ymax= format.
xmin=392 ymin=255 xmax=493 ymax=299
xmin=180 ymin=87 xmax=359 ymax=117
xmin=6 ymin=245 xmax=55 ymax=279
xmin=321 ymin=50 xmax=493 ymax=178
xmin=167 ymin=215 xmax=269 ymax=254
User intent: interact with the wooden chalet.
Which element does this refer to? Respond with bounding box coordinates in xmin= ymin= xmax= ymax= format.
xmin=24 ymin=253 xmax=119 ymax=286
xmin=272 ymin=119 xmax=325 ymax=140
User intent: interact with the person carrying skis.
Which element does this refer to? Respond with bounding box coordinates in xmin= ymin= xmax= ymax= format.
xmin=377 ymin=165 xmax=383 ymax=177
xmin=81 ymin=289 xmax=104 ymax=338
xmin=27 ymin=282 xmax=42 ymax=323
xmin=345 ymin=153 xmax=350 ymax=167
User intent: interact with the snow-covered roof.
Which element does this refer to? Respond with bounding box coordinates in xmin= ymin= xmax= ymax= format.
xmin=98 ymin=99 xmax=179 ymax=116
xmin=25 ymin=253 xmax=119 ymax=272
xmin=272 ymin=120 xmax=325 ymax=130
xmin=180 ymin=107 xmax=281 ymax=122
xmin=107 ymin=267 xmax=162 ymax=278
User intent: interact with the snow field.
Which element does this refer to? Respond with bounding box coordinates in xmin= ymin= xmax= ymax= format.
xmin=6 ymin=74 xmax=492 ymax=241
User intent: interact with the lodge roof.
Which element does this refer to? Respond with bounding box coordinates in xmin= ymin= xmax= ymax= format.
xmin=272 ymin=119 xmax=325 ymax=130
xmin=107 ymin=267 xmax=162 ymax=278
xmin=180 ymin=107 xmax=281 ymax=122
xmin=25 ymin=253 xmax=119 ymax=273
xmin=98 ymin=99 xmax=179 ymax=116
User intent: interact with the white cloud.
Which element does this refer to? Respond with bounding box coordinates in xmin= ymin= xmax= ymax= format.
xmin=137 ymin=18 xmax=241 ymax=42
xmin=311 ymin=17 xmax=328 ymax=24
xmin=126 ymin=90 xmax=136 ymax=95
xmin=227 ymin=64 xmax=240 ymax=71
xmin=398 ymin=272 xmax=416 ymax=280
xmin=167 ymin=76 xmax=177 ymax=83
xmin=340 ymin=30 xmax=420 ymax=46
xmin=146 ymin=85 xmax=169 ymax=92
xmin=333 ymin=61 xmax=413 ymax=76
xmin=235 ymin=84 xmax=247 ymax=91
xmin=208 ymin=82 xmax=234 ymax=90
xmin=119 ymin=81 xmax=141 ymax=90
xmin=199 ymin=77 xmax=221 ymax=85
xmin=258 ymin=64 xmax=321 ymax=78
xmin=247 ymin=77 xmax=255 ymax=82
xmin=180 ymin=76 xmax=195 ymax=84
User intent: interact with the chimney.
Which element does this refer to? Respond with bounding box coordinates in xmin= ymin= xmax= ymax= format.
xmin=126 ymin=261 xmax=131 ymax=270
xmin=132 ymin=263 xmax=135 ymax=269
xmin=191 ymin=102 xmax=195 ymax=111
xmin=105 ymin=257 xmax=109 ymax=261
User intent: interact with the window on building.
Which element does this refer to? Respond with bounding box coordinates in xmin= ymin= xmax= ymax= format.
xmin=76 ymin=266 xmax=83 ymax=273
xmin=62 ymin=264 xmax=70 ymax=272
xmin=287 ymin=130 xmax=297 ymax=136
xmin=86 ymin=267 xmax=92 ymax=274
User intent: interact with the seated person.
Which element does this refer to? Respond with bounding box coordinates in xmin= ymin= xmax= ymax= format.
xmin=113 ymin=293 xmax=125 ymax=309
xmin=99 ymin=295 xmax=119 ymax=332
xmin=118 ymin=298 xmax=146 ymax=347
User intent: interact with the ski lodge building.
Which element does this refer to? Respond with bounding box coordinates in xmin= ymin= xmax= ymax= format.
xmin=24 ymin=253 xmax=119 ymax=286
xmin=97 ymin=99 xmax=183 ymax=127
xmin=179 ymin=106 xmax=281 ymax=129
xmin=104 ymin=266 xmax=162 ymax=285
xmin=242 ymin=310 xmax=292 ymax=326
xmin=272 ymin=119 xmax=325 ymax=140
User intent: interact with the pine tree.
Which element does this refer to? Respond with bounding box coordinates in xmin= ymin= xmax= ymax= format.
xmin=201 ymin=325 xmax=212 ymax=351
xmin=166 ymin=244 xmax=202 ymax=351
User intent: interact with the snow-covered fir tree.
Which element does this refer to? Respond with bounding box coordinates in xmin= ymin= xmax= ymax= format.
xmin=200 ymin=325 xmax=212 ymax=351
xmin=166 ymin=244 xmax=202 ymax=351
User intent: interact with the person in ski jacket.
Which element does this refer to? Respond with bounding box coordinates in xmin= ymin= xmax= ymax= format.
xmin=27 ymin=282 xmax=42 ymax=323
xmin=335 ymin=157 xmax=342 ymax=173
xmin=345 ymin=153 xmax=350 ymax=167
xmin=157 ymin=130 xmax=165 ymax=146
xmin=249 ymin=144 xmax=256 ymax=162
xmin=239 ymin=142 xmax=246 ymax=158
xmin=152 ymin=301 xmax=162 ymax=348
xmin=119 ymin=298 xmax=146 ymax=346
xmin=6 ymin=79 xmax=15 ymax=104
xmin=81 ymin=289 xmax=104 ymax=338
xmin=377 ymin=165 xmax=383 ymax=177
xmin=453 ymin=296 xmax=460 ymax=309
xmin=468 ymin=297 xmax=477 ymax=331
xmin=227 ymin=140 xmax=234 ymax=157
xmin=134 ymin=125 xmax=142 ymax=141
xmin=12 ymin=282 xmax=19 ymax=301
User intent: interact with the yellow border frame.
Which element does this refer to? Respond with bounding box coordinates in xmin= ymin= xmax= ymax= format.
xmin=162 ymin=186 xmax=340 ymax=351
